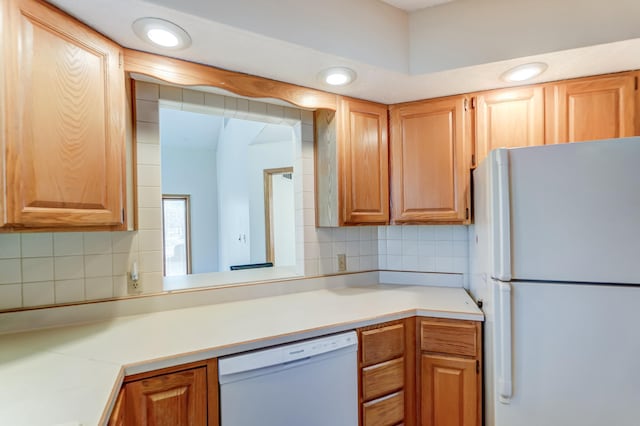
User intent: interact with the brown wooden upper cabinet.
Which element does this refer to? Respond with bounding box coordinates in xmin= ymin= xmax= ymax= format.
xmin=0 ymin=0 xmax=126 ymax=230
xmin=473 ymin=86 xmax=545 ymax=166
xmin=316 ymin=97 xmax=389 ymax=226
xmin=389 ymin=96 xmax=471 ymax=224
xmin=545 ymin=73 xmax=636 ymax=144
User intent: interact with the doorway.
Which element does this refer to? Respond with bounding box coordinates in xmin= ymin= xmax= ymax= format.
xmin=264 ymin=167 xmax=295 ymax=266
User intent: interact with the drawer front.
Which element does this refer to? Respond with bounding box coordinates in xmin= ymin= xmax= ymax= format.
xmin=363 ymin=391 xmax=404 ymax=426
xmin=361 ymin=324 xmax=405 ymax=366
xmin=362 ymin=358 xmax=404 ymax=401
xmin=420 ymin=319 xmax=478 ymax=357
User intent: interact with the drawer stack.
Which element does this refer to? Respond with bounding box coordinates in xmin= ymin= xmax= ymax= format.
xmin=358 ymin=320 xmax=415 ymax=426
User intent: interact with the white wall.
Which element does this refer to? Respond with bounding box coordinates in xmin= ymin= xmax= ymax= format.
xmin=161 ymin=145 xmax=218 ymax=273
xmin=216 ymin=119 xmax=266 ymax=271
xmin=272 ymin=173 xmax=296 ymax=266
xmin=146 ymin=0 xmax=409 ymax=73
xmin=247 ymin=138 xmax=295 ymax=264
xmin=409 ymin=0 xmax=640 ymax=74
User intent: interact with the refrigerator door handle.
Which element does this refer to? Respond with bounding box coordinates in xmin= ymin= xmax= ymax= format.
xmin=497 ymin=281 xmax=513 ymax=404
xmin=493 ymin=149 xmax=512 ymax=281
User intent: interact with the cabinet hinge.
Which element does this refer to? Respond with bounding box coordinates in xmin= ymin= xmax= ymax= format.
xmin=471 ymin=154 xmax=476 ymax=165
xmin=122 ymin=208 xmax=125 ymax=223
xmin=464 ymin=98 xmax=468 ymax=111
xmin=471 ymin=97 xmax=477 ymax=109
xmin=465 ymin=208 xmax=470 ymax=220
xmin=635 ymin=76 xmax=638 ymax=91
xmin=476 ymin=360 xmax=480 ymax=374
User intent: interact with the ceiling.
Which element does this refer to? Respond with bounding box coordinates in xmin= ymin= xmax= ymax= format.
xmin=48 ymin=0 xmax=640 ymax=104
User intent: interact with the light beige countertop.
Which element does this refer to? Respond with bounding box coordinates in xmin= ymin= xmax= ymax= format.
xmin=0 ymin=284 xmax=482 ymax=426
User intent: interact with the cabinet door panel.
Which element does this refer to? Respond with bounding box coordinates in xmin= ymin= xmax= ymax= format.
xmin=4 ymin=0 xmax=125 ymax=227
xmin=475 ymin=86 xmax=544 ymax=165
xmin=341 ymin=98 xmax=389 ymax=224
xmin=547 ymin=74 xmax=635 ymax=144
xmin=390 ymin=97 xmax=469 ymax=223
xmin=421 ymin=355 xmax=477 ymax=426
xmin=125 ymin=368 xmax=207 ymax=426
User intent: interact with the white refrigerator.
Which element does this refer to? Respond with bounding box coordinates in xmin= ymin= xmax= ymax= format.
xmin=469 ymin=137 xmax=640 ymax=426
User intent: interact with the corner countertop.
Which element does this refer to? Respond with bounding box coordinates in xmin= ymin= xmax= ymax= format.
xmin=0 ymin=284 xmax=482 ymax=426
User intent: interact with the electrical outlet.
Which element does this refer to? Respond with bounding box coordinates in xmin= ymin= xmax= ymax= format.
xmin=337 ymin=254 xmax=347 ymax=272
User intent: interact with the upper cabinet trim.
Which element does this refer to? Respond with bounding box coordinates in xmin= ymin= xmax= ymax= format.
xmin=123 ymin=49 xmax=337 ymax=111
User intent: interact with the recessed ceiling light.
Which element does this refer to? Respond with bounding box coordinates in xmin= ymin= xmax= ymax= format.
xmin=133 ymin=18 xmax=191 ymax=50
xmin=501 ymin=62 xmax=548 ymax=83
xmin=318 ymin=67 xmax=357 ymax=86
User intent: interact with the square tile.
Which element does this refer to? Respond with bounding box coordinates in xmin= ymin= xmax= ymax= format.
xmin=418 ymin=226 xmax=436 ymax=241
xmin=112 ymin=232 xmax=137 ymax=253
xmin=83 ymin=233 xmax=112 ymax=255
xmin=387 ymin=255 xmax=403 ymax=270
xmin=402 ymin=226 xmax=418 ymax=240
xmin=0 ymin=259 xmax=21 ymax=284
xmin=436 ymin=241 xmax=454 ymax=257
xmin=54 ymin=256 xmax=84 ymax=280
xmin=346 ymin=256 xmax=360 ymax=271
xmin=0 ymin=284 xmax=22 ymax=309
xmin=0 ymin=234 xmax=20 ymax=259
xmin=21 ymin=233 xmax=53 ymax=257
xmin=138 ymin=230 xmax=162 ymax=252
xmin=137 ymin=186 xmax=162 ymax=209
xmin=135 ymin=81 xmax=159 ymax=101
xmin=113 ymin=276 xmax=129 ymax=297
xmin=54 ymin=279 xmax=84 ymax=303
xmin=140 ymin=251 xmax=163 ymax=273
xmin=346 ymin=241 xmax=360 ymax=257
xmin=360 ymin=241 xmax=375 ymax=256
xmin=138 ymin=208 xmax=162 ymax=230
xmin=84 ymin=254 xmax=113 ymax=278
xmin=453 ymin=226 xmax=469 ymax=241
xmin=402 ymin=255 xmax=419 ymax=271
xmin=23 ymin=281 xmax=54 ymax=307
xmin=53 ymin=233 xmax=83 ymax=256
xmin=435 ymin=225 xmax=454 ymax=241
xmin=136 ymin=122 xmax=160 ymax=144
xmin=112 ymin=253 xmax=131 ymax=276
xmin=402 ymin=240 xmax=418 ymax=256
xmin=387 ymin=226 xmax=402 ymax=240
xmin=85 ymin=277 xmax=114 ymax=300
xmin=346 ymin=227 xmax=360 ymax=242
xmin=22 ymin=257 xmax=54 ymax=283
xmin=387 ymin=240 xmax=402 ymax=256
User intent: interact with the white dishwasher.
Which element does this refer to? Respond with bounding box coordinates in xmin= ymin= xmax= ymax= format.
xmin=218 ymin=331 xmax=358 ymax=426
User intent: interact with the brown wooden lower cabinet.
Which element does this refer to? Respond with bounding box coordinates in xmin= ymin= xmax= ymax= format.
xmin=421 ymin=355 xmax=478 ymax=426
xmin=108 ymin=359 xmax=219 ymax=426
xmin=418 ymin=318 xmax=483 ymax=426
xmin=109 ymin=317 xmax=482 ymax=426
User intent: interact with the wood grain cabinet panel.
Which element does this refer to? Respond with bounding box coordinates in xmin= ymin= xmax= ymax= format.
xmin=421 ymin=355 xmax=478 ymax=426
xmin=125 ymin=368 xmax=208 ymax=426
xmin=316 ymin=97 xmax=389 ymax=226
xmin=474 ymin=86 xmax=545 ymax=166
xmin=1 ymin=0 xmax=125 ymax=229
xmin=390 ymin=96 xmax=471 ymax=224
xmin=545 ymin=73 xmax=636 ymax=144
xmin=363 ymin=391 xmax=405 ymax=426
xmin=362 ymin=358 xmax=405 ymax=401
xmin=361 ymin=323 xmax=405 ymax=367
xmin=420 ymin=319 xmax=479 ymax=358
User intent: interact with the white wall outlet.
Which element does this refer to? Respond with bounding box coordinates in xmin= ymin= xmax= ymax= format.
xmin=337 ymin=253 xmax=347 ymax=272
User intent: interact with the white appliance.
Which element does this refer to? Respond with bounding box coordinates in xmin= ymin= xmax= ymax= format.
xmin=218 ymin=331 xmax=358 ymax=426
xmin=469 ymin=138 xmax=640 ymax=426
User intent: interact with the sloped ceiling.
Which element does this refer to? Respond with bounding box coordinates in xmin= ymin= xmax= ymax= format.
xmin=48 ymin=0 xmax=640 ymax=103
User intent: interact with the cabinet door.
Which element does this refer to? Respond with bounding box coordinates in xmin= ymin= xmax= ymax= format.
xmin=475 ymin=86 xmax=544 ymax=166
xmin=421 ymin=355 xmax=478 ymax=426
xmin=546 ymin=73 xmax=636 ymax=144
xmin=125 ymin=367 xmax=208 ymax=426
xmin=2 ymin=0 xmax=125 ymax=228
xmin=390 ymin=97 xmax=470 ymax=223
xmin=339 ymin=98 xmax=389 ymax=225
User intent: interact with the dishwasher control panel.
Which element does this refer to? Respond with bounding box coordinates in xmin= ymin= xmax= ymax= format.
xmin=219 ymin=331 xmax=357 ymax=376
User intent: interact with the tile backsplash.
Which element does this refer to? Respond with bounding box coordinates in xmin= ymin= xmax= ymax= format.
xmin=0 ymin=232 xmax=136 ymax=309
xmin=0 ymin=81 xmax=469 ymax=310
